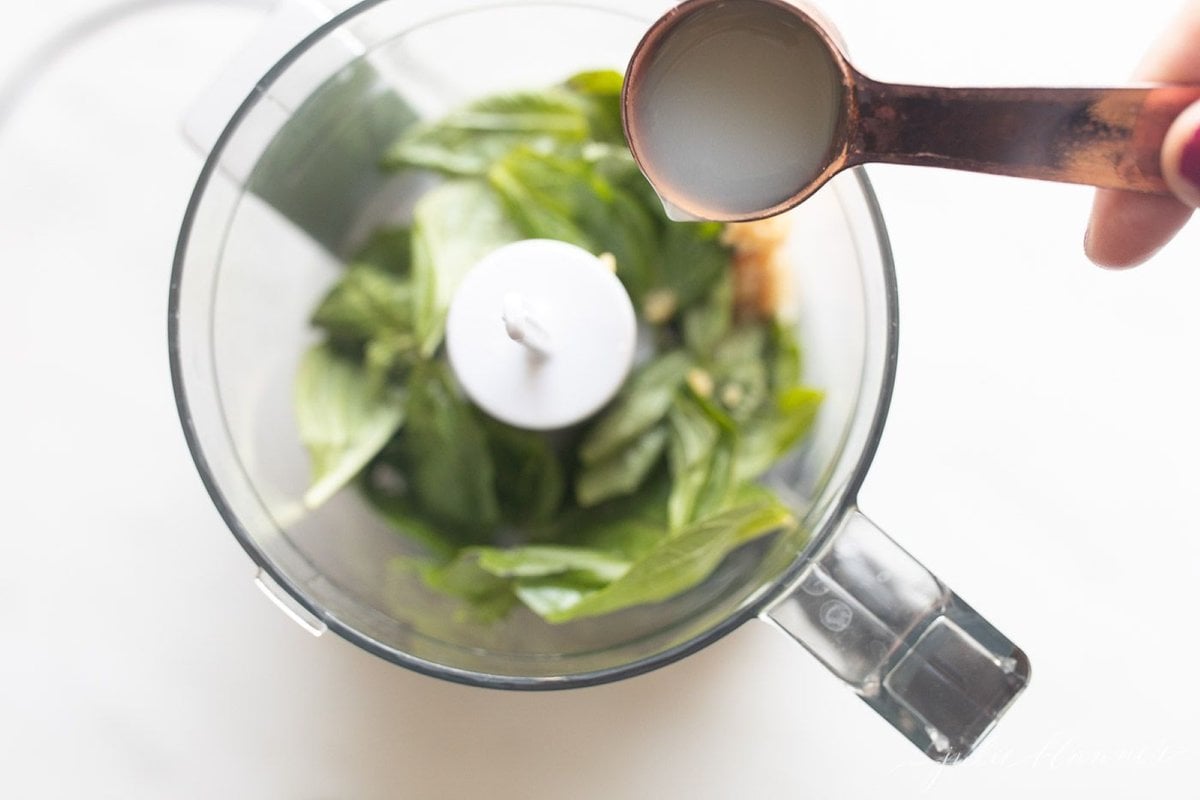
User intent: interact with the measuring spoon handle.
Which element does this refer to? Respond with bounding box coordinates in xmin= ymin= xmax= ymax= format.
xmin=847 ymin=77 xmax=1200 ymax=193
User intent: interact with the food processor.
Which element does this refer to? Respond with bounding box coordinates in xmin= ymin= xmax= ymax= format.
xmin=170 ymin=0 xmax=1029 ymax=760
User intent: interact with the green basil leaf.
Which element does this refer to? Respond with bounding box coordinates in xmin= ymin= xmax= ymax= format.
xmin=767 ymin=320 xmax=803 ymax=392
xmin=311 ymin=263 xmax=415 ymax=345
xmin=488 ymin=147 xmax=596 ymax=248
xmin=543 ymin=496 xmax=795 ymax=623
xmin=363 ymin=333 xmax=419 ymax=388
xmin=474 ymin=544 xmax=630 ymax=583
xmin=691 ymin=438 xmax=736 ymax=523
xmin=402 ymin=363 xmax=500 ymax=533
xmin=716 ymin=359 xmax=769 ymax=422
xmin=603 ymin=184 xmax=660 ymax=305
xmin=413 ymin=553 xmax=518 ymax=623
xmin=295 ymin=344 xmax=406 ymax=509
xmin=671 ymin=440 xmax=739 ymax=532
xmin=488 ymin=145 xmax=658 ymax=304
xmin=383 ymin=89 xmax=590 ymax=176
xmin=774 ymin=386 xmax=825 ymax=452
xmin=351 ymin=226 xmax=413 ymax=276
xmin=734 ymin=387 xmax=824 ymax=483
xmin=683 ymin=273 xmax=733 ymax=359
xmin=667 ymin=397 xmax=720 ymax=468
xmin=416 ymin=544 xmax=631 ymax=623
xmin=562 ymin=479 xmax=670 ymax=560
xmin=666 ymin=396 xmax=721 ymax=530
xmin=576 ymin=425 xmax=669 ymax=507
xmin=599 ymin=146 xmax=668 ymax=233
xmin=708 ymin=323 xmax=770 ymax=421
xmin=579 ymin=350 xmax=692 ymax=464
xmin=410 ymin=179 xmax=520 ymax=356
xmin=564 ymin=69 xmax=625 ymax=144
xmin=360 ymin=468 xmax=460 ymax=561
xmin=513 ymin=575 xmax=604 ymax=619
xmin=482 ymin=418 xmax=565 ymax=525
xmin=575 ymin=513 xmax=666 ymax=562
xmin=712 ymin=323 xmax=768 ymax=368
xmin=652 ymin=220 xmax=730 ymax=316
xmin=684 ymin=379 xmax=739 ymax=433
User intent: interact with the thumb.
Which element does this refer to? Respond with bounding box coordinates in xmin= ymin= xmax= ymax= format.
xmin=1162 ymin=98 xmax=1200 ymax=208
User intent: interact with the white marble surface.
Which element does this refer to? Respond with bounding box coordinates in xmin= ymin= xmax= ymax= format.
xmin=2 ymin=1 xmax=1198 ymax=797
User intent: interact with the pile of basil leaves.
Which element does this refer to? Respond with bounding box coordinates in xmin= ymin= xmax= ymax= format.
xmin=295 ymin=70 xmax=822 ymax=624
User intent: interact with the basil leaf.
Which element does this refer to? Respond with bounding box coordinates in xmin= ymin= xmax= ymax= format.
xmin=351 ymin=226 xmax=413 ymax=275
xmin=311 ymin=263 xmax=415 ymax=345
xmin=684 ymin=378 xmax=739 ymax=433
xmin=363 ymin=333 xmax=419 ymax=388
xmin=599 ymin=145 xmax=667 ymax=235
xmin=576 ymin=424 xmax=668 ymax=507
xmin=360 ymin=468 xmax=460 ymax=561
xmin=311 ymin=259 xmax=421 ymax=389
xmin=410 ymin=179 xmax=520 ymax=356
xmin=294 ymin=344 xmax=406 ymax=509
xmin=560 ymin=479 xmax=670 ymax=560
xmin=666 ymin=397 xmax=721 ymax=530
xmin=707 ymin=323 xmax=770 ymax=421
xmin=691 ymin=437 xmax=736 ymax=523
xmin=475 ymin=545 xmax=630 ymax=582
xmin=384 ymin=89 xmax=590 ymax=176
xmin=603 ymin=185 xmax=660 ymax=305
xmin=564 ymin=69 xmax=625 ymax=144
xmin=414 ymin=554 xmax=518 ymax=623
xmin=716 ymin=359 xmax=769 ymax=422
xmin=725 ymin=320 xmax=819 ymax=481
xmin=668 ymin=398 xmax=720 ymax=471
xmin=417 ymin=543 xmax=632 ymax=623
xmin=767 ymin=320 xmax=803 ymax=392
xmin=514 ymin=575 xmax=606 ymax=619
xmin=712 ymin=323 xmax=768 ymax=368
xmin=683 ymin=273 xmax=733 ymax=359
xmin=773 ymin=387 xmax=824 ymax=452
xmin=734 ymin=387 xmax=824 ymax=483
xmin=542 ymin=496 xmax=796 ymax=623
xmin=575 ymin=514 xmax=666 ymax=562
xmin=488 ymin=145 xmax=658 ymax=304
xmin=653 ymin=220 xmax=730 ymax=316
xmin=488 ymin=147 xmax=597 ymax=248
xmin=482 ymin=418 xmax=565 ymax=525
xmin=669 ymin=437 xmax=738 ymax=532
xmin=579 ymin=350 xmax=692 ymax=464
xmin=402 ymin=363 xmax=500 ymax=533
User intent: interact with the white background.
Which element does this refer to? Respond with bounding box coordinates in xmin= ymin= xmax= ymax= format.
xmin=2 ymin=0 xmax=1198 ymax=797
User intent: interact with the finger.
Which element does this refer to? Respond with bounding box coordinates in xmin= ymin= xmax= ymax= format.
xmin=1085 ymin=0 xmax=1200 ymax=267
xmin=1085 ymin=190 xmax=1192 ymax=268
xmin=1161 ymin=97 xmax=1200 ymax=207
xmin=1132 ymin=0 xmax=1200 ymax=83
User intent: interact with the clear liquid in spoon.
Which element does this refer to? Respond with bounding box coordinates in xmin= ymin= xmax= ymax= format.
xmin=626 ymin=0 xmax=845 ymax=220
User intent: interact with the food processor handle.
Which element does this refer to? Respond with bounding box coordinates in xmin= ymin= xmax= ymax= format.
xmin=763 ymin=508 xmax=1029 ymax=762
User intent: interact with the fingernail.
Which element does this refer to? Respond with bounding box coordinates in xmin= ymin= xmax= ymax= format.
xmin=1181 ymin=126 xmax=1200 ymax=190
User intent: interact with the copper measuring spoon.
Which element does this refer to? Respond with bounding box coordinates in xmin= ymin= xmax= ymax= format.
xmin=622 ymin=0 xmax=1200 ymax=221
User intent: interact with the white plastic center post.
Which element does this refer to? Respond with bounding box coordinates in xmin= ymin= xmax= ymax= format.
xmin=445 ymin=239 xmax=637 ymax=430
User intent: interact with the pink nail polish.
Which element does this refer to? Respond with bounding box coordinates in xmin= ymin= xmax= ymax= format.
xmin=1181 ymin=126 xmax=1200 ymax=190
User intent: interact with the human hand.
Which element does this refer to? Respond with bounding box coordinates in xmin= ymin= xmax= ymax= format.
xmin=1085 ymin=0 xmax=1200 ymax=267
